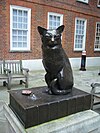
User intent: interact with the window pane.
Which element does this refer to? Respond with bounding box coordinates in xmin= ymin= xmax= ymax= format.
xmin=75 ymin=18 xmax=86 ymax=50
xmin=12 ymin=30 xmax=17 ymax=35
xmin=18 ymin=31 xmax=22 ymax=35
xmin=13 ymin=42 xmax=17 ymax=47
xmin=18 ymin=10 xmax=22 ymax=16
xmin=18 ymin=17 xmax=22 ymax=22
xmin=12 ymin=30 xmax=28 ymax=48
xmin=23 ymin=31 xmax=27 ymax=35
xmin=23 ymin=42 xmax=27 ymax=47
xmin=49 ymin=15 xmax=52 ymax=20
xmin=23 ymin=17 xmax=27 ymax=23
xmin=94 ymin=23 xmax=100 ymax=50
xmin=13 ymin=23 xmax=17 ymax=28
xmin=23 ymin=36 xmax=27 ymax=41
xmin=24 ymin=11 xmax=28 ymax=17
xmin=12 ymin=9 xmax=28 ymax=30
xmin=57 ymin=22 xmax=60 ymax=27
xmin=49 ymin=21 xmax=52 ymax=27
xmin=53 ymin=16 xmax=56 ymax=21
xmin=18 ymin=23 xmax=22 ymax=29
xmin=13 ymin=9 xmax=17 ymax=15
xmin=23 ymin=24 xmax=27 ymax=29
xmin=18 ymin=42 xmax=22 ymax=47
xmin=12 ymin=36 xmax=17 ymax=41
xmin=53 ymin=22 xmax=56 ymax=27
xmin=18 ymin=36 xmax=22 ymax=41
xmin=13 ymin=16 xmax=17 ymax=22
xmin=49 ymin=14 xmax=62 ymax=29
xmin=11 ymin=6 xmax=30 ymax=50
xmin=57 ymin=16 xmax=60 ymax=22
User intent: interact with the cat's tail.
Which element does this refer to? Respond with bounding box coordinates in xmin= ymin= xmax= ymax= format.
xmin=50 ymin=79 xmax=72 ymax=95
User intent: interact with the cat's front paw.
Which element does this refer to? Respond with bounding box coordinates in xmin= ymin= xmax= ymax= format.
xmin=45 ymin=88 xmax=52 ymax=95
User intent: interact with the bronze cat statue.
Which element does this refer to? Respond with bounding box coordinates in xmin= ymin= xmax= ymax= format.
xmin=38 ymin=25 xmax=74 ymax=95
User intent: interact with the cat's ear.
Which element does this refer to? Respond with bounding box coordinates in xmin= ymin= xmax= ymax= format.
xmin=56 ymin=25 xmax=65 ymax=34
xmin=37 ymin=26 xmax=47 ymax=35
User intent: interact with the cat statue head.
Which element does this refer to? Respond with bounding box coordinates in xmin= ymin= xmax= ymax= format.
xmin=37 ymin=25 xmax=64 ymax=48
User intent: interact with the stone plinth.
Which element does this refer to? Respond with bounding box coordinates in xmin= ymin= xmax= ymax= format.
xmin=26 ymin=110 xmax=100 ymax=133
xmin=3 ymin=105 xmax=100 ymax=133
xmin=9 ymin=86 xmax=91 ymax=128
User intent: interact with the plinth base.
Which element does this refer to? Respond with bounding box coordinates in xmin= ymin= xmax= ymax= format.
xmin=27 ymin=110 xmax=100 ymax=133
xmin=9 ymin=86 xmax=91 ymax=128
xmin=80 ymin=67 xmax=86 ymax=71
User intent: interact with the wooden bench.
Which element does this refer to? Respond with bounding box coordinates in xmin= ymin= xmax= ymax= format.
xmin=0 ymin=60 xmax=11 ymax=89
xmin=0 ymin=60 xmax=29 ymax=89
xmin=91 ymin=83 xmax=100 ymax=109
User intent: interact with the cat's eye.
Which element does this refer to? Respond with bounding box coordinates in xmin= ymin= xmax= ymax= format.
xmin=54 ymin=34 xmax=61 ymax=39
xmin=45 ymin=33 xmax=51 ymax=38
xmin=45 ymin=33 xmax=49 ymax=36
xmin=56 ymin=34 xmax=60 ymax=37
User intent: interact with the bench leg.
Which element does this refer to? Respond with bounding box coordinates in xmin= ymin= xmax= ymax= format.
xmin=25 ymin=76 xmax=28 ymax=88
xmin=3 ymin=81 xmax=7 ymax=86
xmin=20 ymin=80 xmax=23 ymax=85
xmin=7 ymin=77 xmax=11 ymax=90
xmin=20 ymin=79 xmax=28 ymax=88
xmin=91 ymin=94 xmax=94 ymax=110
xmin=91 ymin=84 xmax=95 ymax=109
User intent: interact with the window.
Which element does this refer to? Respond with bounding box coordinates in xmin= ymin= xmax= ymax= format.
xmin=97 ymin=0 xmax=100 ymax=7
xmin=76 ymin=0 xmax=89 ymax=4
xmin=94 ymin=23 xmax=100 ymax=51
xmin=10 ymin=5 xmax=31 ymax=51
xmin=74 ymin=18 xmax=87 ymax=51
xmin=48 ymin=12 xmax=63 ymax=29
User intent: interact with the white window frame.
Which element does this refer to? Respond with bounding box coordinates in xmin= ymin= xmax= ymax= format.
xmin=94 ymin=22 xmax=100 ymax=51
xmin=10 ymin=5 xmax=31 ymax=51
xmin=97 ymin=0 xmax=100 ymax=7
xmin=47 ymin=12 xmax=63 ymax=29
xmin=74 ymin=17 xmax=87 ymax=51
xmin=76 ymin=0 xmax=89 ymax=4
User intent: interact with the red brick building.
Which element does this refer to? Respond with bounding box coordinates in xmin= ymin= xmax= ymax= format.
xmin=0 ymin=0 xmax=100 ymax=69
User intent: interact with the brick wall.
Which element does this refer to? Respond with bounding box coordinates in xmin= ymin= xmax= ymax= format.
xmin=0 ymin=0 xmax=7 ymax=59
xmin=0 ymin=0 xmax=100 ymax=60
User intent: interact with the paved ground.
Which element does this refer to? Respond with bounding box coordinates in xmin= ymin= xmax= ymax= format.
xmin=0 ymin=66 xmax=100 ymax=111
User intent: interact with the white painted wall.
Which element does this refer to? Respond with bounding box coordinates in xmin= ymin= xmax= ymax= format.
xmin=70 ymin=57 xmax=100 ymax=68
xmin=22 ymin=59 xmax=44 ymax=71
xmin=22 ymin=57 xmax=100 ymax=71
